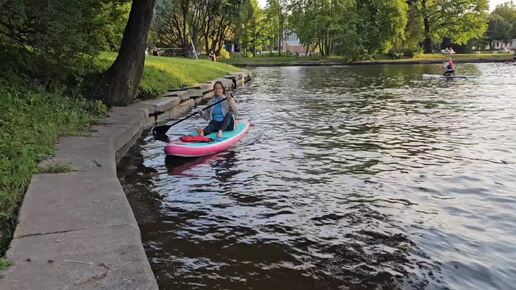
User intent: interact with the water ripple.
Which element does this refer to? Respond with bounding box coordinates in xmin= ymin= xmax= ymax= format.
xmin=119 ymin=63 xmax=516 ymax=290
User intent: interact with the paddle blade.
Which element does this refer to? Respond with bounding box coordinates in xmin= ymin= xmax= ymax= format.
xmin=152 ymin=125 xmax=171 ymax=135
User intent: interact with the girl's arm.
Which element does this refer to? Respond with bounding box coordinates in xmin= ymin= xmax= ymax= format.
xmin=227 ymin=94 xmax=238 ymax=114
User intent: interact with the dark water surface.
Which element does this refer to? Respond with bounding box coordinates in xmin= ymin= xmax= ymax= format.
xmin=118 ymin=64 xmax=516 ymax=290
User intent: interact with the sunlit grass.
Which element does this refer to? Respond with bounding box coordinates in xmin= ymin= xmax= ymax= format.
xmin=97 ymin=52 xmax=240 ymax=98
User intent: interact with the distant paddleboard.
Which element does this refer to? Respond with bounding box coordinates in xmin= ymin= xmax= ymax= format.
xmin=422 ymin=74 xmax=475 ymax=80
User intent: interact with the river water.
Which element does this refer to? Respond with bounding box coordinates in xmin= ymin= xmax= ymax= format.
xmin=118 ymin=63 xmax=516 ymax=290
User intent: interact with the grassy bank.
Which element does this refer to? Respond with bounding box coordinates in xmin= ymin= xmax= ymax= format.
xmin=97 ymin=52 xmax=240 ymax=98
xmin=220 ymin=55 xmax=342 ymax=66
xmin=0 ymin=85 xmax=105 ymax=255
xmin=366 ymin=53 xmax=514 ymax=63
xmin=222 ymin=53 xmax=515 ymax=66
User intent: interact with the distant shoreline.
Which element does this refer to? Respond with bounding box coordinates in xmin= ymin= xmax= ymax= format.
xmin=223 ymin=53 xmax=515 ymax=67
xmin=230 ymin=58 xmax=514 ymax=67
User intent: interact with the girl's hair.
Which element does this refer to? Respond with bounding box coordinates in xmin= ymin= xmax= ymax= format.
xmin=213 ymin=81 xmax=226 ymax=95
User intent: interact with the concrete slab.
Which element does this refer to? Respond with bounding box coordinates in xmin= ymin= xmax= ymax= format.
xmin=0 ymin=103 xmax=156 ymax=289
xmin=225 ymin=74 xmax=244 ymax=87
xmin=170 ymin=99 xmax=195 ymax=119
xmin=163 ymin=90 xmax=190 ymax=101
xmin=198 ymin=83 xmax=213 ymax=94
xmin=182 ymin=88 xmax=203 ymax=99
xmin=38 ymin=136 xmax=115 ymax=173
xmin=92 ymin=106 xmax=147 ymax=152
xmin=140 ymin=96 xmax=180 ymax=113
xmin=195 ymin=91 xmax=214 ymax=105
xmin=215 ymin=78 xmax=234 ymax=90
xmin=0 ymin=224 xmax=157 ymax=290
xmin=13 ymin=172 xmax=136 ymax=238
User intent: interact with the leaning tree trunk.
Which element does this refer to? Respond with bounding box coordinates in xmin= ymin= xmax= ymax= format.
xmin=96 ymin=0 xmax=156 ymax=106
xmin=421 ymin=0 xmax=432 ymax=53
xmin=422 ymin=18 xmax=432 ymax=53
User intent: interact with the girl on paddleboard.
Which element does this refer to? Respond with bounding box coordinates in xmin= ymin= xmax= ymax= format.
xmin=196 ymin=81 xmax=238 ymax=139
xmin=443 ymin=57 xmax=456 ymax=76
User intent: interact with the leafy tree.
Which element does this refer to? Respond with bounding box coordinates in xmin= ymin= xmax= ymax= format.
xmin=237 ymin=0 xmax=267 ymax=56
xmin=409 ymin=0 xmax=489 ymax=53
xmin=290 ymin=0 xmax=407 ymax=59
xmin=490 ymin=2 xmax=516 ymax=41
xmin=265 ymin=0 xmax=289 ymax=55
xmin=151 ymin=0 xmax=243 ymax=56
xmin=487 ymin=14 xmax=513 ymax=48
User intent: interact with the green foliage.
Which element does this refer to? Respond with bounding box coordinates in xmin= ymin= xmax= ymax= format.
xmin=96 ymin=2 xmax=132 ymax=51
xmin=389 ymin=3 xmax=424 ymax=58
xmin=349 ymin=0 xmax=408 ymax=58
xmin=238 ymin=0 xmax=268 ymax=56
xmin=219 ymin=47 xmax=231 ymax=59
xmin=0 ymin=84 xmax=102 ymax=254
xmin=0 ymin=0 xmax=130 ymax=84
xmin=151 ymin=0 xmax=244 ymax=56
xmin=0 ymin=258 xmax=10 ymax=271
xmin=413 ymin=0 xmax=489 ymax=49
xmin=487 ymin=14 xmax=513 ymax=44
xmin=37 ymin=164 xmax=72 ymax=174
xmin=290 ymin=0 xmax=408 ymax=60
xmin=487 ymin=2 xmax=516 ymax=46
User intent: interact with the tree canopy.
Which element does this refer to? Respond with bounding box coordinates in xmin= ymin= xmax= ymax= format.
xmin=486 ymin=2 xmax=516 ymax=47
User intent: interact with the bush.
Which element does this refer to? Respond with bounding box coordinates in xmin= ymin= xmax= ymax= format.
xmin=219 ymin=47 xmax=231 ymax=59
xmin=387 ymin=47 xmax=424 ymax=59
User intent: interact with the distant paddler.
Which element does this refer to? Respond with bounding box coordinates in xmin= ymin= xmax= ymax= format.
xmin=442 ymin=57 xmax=456 ymax=77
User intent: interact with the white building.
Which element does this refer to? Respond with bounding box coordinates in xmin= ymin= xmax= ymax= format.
xmin=489 ymin=39 xmax=516 ymax=51
xmin=282 ymin=31 xmax=305 ymax=55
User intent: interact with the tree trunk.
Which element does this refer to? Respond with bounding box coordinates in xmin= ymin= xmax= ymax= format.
xmin=278 ymin=13 xmax=284 ymax=56
xmin=95 ymin=0 xmax=156 ymax=106
xmin=278 ymin=30 xmax=282 ymax=56
xmin=270 ymin=37 xmax=274 ymax=56
xmin=421 ymin=0 xmax=432 ymax=53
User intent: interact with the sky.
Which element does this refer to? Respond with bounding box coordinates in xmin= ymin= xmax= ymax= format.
xmin=490 ymin=0 xmax=512 ymax=10
xmin=257 ymin=0 xmax=511 ymax=11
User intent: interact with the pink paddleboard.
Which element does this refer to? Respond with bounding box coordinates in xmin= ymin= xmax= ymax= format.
xmin=164 ymin=120 xmax=250 ymax=157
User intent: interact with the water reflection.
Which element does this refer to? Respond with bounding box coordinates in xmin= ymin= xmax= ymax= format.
xmin=118 ymin=63 xmax=516 ymax=290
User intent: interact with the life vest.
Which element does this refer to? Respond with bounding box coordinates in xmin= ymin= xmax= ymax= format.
xmin=180 ymin=135 xmax=213 ymax=143
xmin=447 ymin=60 xmax=455 ymax=70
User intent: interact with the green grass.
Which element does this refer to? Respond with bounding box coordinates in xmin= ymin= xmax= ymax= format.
xmin=0 ymin=85 xmax=103 ymax=255
xmin=221 ymin=54 xmax=344 ymax=65
xmin=37 ymin=163 xmax=72 ymax=174
xmin=0 ymin=258 xmax=10 ymax=272
xmin=221 ymin=53 xmax=514 ymax=66
xmin=97 ymin=52 xmax=240 ymax=98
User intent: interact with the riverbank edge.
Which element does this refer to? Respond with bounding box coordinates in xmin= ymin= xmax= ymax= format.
xmin=0 ymin=71 xmax=251 ymax=289
xmin=230 ymin=58 xmax=515 ymax=67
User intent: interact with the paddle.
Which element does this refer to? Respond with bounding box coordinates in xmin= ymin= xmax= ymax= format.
xmin=152 ymin=96 xmax=228 ymax=135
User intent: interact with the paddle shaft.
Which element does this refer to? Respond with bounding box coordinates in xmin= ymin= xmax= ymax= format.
xmin=152 ymin=96 xmax=228 ymax=135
